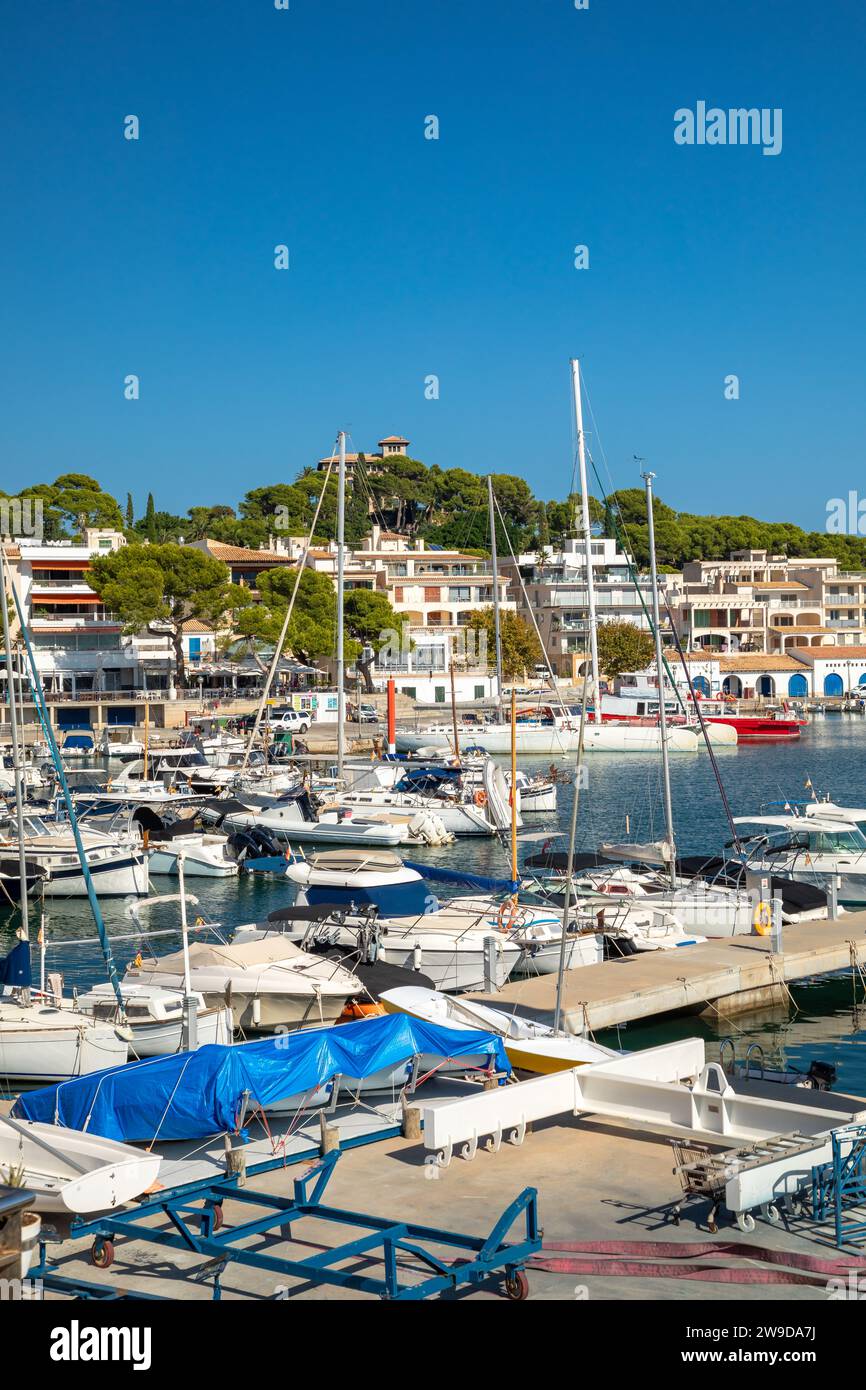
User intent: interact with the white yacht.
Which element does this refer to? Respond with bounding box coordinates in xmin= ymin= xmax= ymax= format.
xmin=0 ymin=814 xmax=148 ymax=896
xmin=253 ymin=850 xmax=527 ymax=992
xmin=734 ymin=813 xmax=866 ymax=905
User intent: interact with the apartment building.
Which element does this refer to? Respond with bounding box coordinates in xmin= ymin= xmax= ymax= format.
xmin=501 ymin=536 xmax=670 ymax=679
xmin=5 ymin=529 xmax=215 ymax=703
xmin=304 ymin=525 xmax=514 ymax=699
xmin=669 ymin=549 xmax=855 ymax=654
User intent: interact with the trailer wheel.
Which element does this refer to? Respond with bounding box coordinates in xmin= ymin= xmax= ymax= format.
xmin=91 ymin=1239 xmax=115 ymax=1269
xmin=504 ymin=1269 xmax=529 ymax=1301
xmin=736 ymin=1212 xmax=756 ymax=1234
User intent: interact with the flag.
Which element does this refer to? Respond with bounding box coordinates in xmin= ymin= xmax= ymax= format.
xmin=0 ymin=939 xmax=31 ymax=989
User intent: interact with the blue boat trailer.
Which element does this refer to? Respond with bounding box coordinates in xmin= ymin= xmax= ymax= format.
xmin=35 ymin=1148 xmax=541 ymax=1301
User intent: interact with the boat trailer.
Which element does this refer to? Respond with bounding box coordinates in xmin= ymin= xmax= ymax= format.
xmin=34 ymin=1149 xmax=541 ymax=1302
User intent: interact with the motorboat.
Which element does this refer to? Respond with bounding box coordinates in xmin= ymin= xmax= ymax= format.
xmin=733 ymin=814 xmax=866 ymax=905
xmin=124 ymin=936 xmax=364 ymax=1032
xmin=72 ymin=981 xmax=233 ymax=1056
xmin=59 ymin=728 xmax=95 ymax=759
xmin=0 ymin=1113 xmax=161 ymax=1214
xmin=402 ymin=707 xmax=700 ymax=756
xmin=0 ymin=814 xmax=148 ymax=897
xmin=273 ymin=850 xmax=526 ymax=992
xmin=70 ymin=759 xmax=203 ymax=816
xmin=323 ymin=755 xmax=515 ymax=837
xmin=146 ymin=828 xmax=240 ymax=877
xmin=201 ymin=786 xmax=432 ymax=848
xmin=96 ymin=728 xmax=145 ymax=762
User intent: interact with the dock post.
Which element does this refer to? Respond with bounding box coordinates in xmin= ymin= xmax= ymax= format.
xmin=319 ymin=1112 xmax=340 ymax=1155
xmin=770 ymin=892 xmax=783 ymax=955
xmin=829 ymin=875 xmax=839 ymax=920
xmin=401 ymin=1095 xmax=422 ymax=1140
xmin=483 ymin=936 xmax=497 ymax=992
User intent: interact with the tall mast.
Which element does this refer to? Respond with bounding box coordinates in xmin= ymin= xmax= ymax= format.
xmin=571 ymin=359 xmax=601 ymax=723
xmin=336 ymin=430 xmax=347 ymax=779
xmin=643 ymin=470 xmax=677 ymax=888
xmin=486 ymin=475 xmax=503 ymax=710
xmin=0 ymin=543 xmax=30 ymax=974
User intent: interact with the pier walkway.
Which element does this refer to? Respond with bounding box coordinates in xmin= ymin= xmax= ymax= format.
xmin=469 ymin=914 xmax=866 ymax=1034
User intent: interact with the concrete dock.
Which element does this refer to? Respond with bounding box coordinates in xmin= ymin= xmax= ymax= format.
xmin=470 ymin=914 xmax=866 ymax=1034
xmin=34 ymin=1112 xmax=848 ymax=1301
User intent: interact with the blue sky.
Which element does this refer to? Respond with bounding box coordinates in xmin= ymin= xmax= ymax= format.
xmin=1 ymin=0 xmax=864 ymax=528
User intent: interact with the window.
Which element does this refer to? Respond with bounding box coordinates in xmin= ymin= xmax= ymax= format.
xmin=434 ymin=686 xmax=446 ymax=703
xmin=401 ymin=686 xmax=417 ymax=699
xmin=474 ymin=684 xmax=485 ymax=700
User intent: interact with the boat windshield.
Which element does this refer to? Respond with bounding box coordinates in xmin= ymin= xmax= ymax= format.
xmin=809 ymin=828 xmax=866 ymax=854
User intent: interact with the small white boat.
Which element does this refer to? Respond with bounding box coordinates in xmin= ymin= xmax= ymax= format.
xmin=97 ymin=729 xmax=145 ymax=762
xmin=147 ymin=831 xmax=240 ymax=877
xmin=0 ymin=1113 xmax=161 ymax=1214
xmin=380 ymin=986 xmax=620 ymax=1073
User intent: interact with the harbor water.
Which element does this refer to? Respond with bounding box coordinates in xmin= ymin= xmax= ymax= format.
xmin=2 ymin=712 xmax=866 ymax=1094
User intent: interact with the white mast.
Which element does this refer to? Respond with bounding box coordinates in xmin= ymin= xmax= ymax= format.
xmin=571 ymin=359 xmax=601 ymax=724
xmin=0 ymin=543 xmax=30 ymax=980
xmin=486 ymin=475 xmax=503 ymax=710
xmin=336 ymin=430 xmax=347 ymax=779
xmin=643 ymin=470 xmax=677 ymax=888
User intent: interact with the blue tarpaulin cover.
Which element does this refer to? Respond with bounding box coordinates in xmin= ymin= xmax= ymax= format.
xmin=14 ymin=1014 xmax=510 ymax=1142
xmin=403 ymin=860 xmax=519 ymax=893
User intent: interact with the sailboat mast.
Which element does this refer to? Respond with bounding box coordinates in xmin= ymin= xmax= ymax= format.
xmin=0 ymin=543 xmax=30 ymax=952
xmin=336 ymin=430 xmax=347 ymax=779
xmin=643 ymin=470 xmax=677 ymax=889
xmin=571 ymin=359 xmax=601 ymax=724
xmin=486 ymin=475 xmax=503 ymax=709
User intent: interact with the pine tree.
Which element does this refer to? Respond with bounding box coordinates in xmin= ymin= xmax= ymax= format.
xmin=125 ymin=492 xmax=134 ymax=529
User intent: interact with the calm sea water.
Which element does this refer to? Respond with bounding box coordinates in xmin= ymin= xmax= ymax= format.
xmin=3 ymin=713 xmax=866 ymax=1089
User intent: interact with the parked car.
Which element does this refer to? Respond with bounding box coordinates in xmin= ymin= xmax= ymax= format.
xmin=269 ymin=709 xmax=312 ymax=733
xmin=349 ymin=702 xmax=379 ymax=723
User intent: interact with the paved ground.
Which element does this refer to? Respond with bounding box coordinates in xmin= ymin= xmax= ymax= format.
xmin=39 ymin=1113 xmax=846 ymax=1302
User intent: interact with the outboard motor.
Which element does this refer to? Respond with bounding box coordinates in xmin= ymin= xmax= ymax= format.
xmin=806 ymin=1059 xmax=837 ymax=1091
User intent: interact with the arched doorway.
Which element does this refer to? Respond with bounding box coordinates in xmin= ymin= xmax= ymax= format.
xmin=824 ymin=672 xmax=844 ymax=696
xmin=692 ymin=675 xmax=710 ymax=696
xmin=858 ymin=672 xmax=866 ymax=687
xmin=788 ymin=673 xmax=808 ymax=697
xmin=757 ymin=675 xmax=775 ymax=697
xmin=722 ymin=676 xmax=742 ymax=698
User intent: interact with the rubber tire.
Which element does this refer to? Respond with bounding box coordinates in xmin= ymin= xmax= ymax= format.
xmin=504 ymin=1269 xmax=530 ymax=1301
xmin=91 ymin=1239 xmax=115 ymax=1269
xmin=298 ymin=723 xmax=309 ymax=734
xmin=211 ymin=1203 xmax=224 ymax=1231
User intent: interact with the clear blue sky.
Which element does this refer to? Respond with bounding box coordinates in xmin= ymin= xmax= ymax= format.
xmin=1 ymin=0 xmax=864 ymax=528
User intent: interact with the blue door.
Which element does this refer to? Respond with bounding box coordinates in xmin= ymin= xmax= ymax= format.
xmin=824 ymin=672 xmax=844 ymax=696
xmin=788 ymin=674 xmax=808 ymax=697
xmin=757 ymin=676 xmax=774 ymax=697
xmin=692 ymin=676 xmax=710 ymax=696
